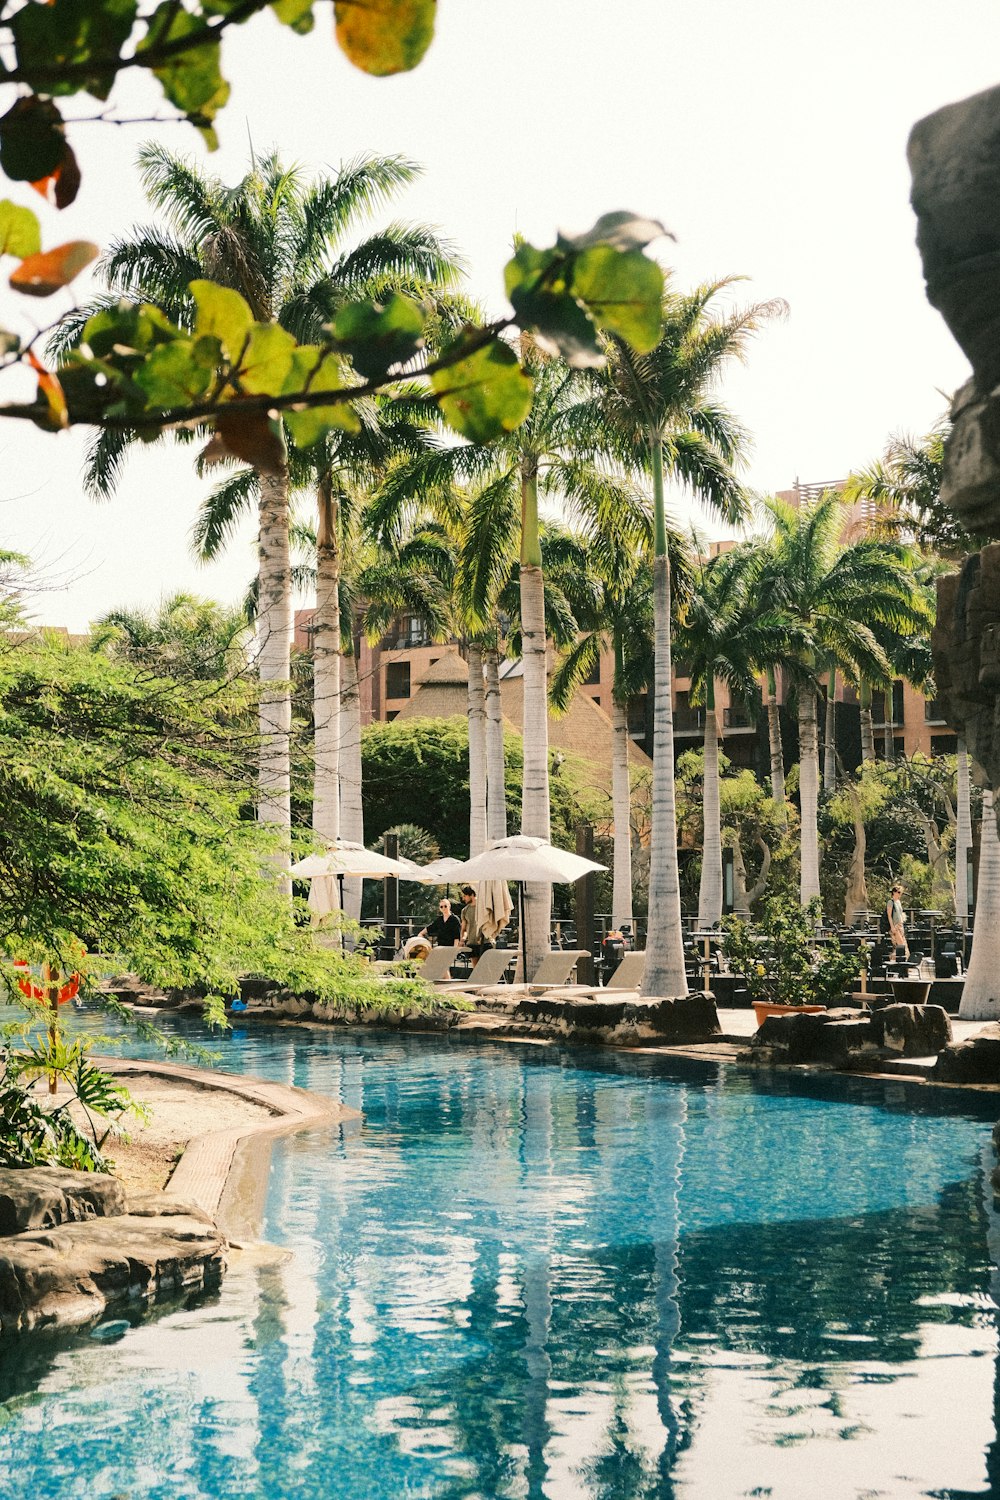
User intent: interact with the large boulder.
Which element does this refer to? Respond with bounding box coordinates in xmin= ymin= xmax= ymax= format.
xmin=750 ymin=1008 xmax=879 ymax=1067
xmin=0 ymin=1166 xmax=126 ymax=1236
xmin=933 ymin=1023 xmax=1000 ymax=1083
xmin=0 ymin=1198 xmax=225 ymax=1334
xmin=609 ymin=993 xmax=721 ymax=1046
xmin=871 ymin=1004 xmax=952 ymax=1058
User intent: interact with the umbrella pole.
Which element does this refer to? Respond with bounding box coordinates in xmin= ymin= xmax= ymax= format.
xmin=338 ymin=873 xmax=345 ymax=952
xmin=519 ymin=881 xmax=527 ymax=984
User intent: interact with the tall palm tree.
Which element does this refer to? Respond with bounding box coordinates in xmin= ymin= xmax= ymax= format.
xmin=959 ymin=789 xmax=1000 ymax=1020
xmin=579 ymin=277 xmax=779 ymax=998
xmin=674 ymin=545 xmax=796 ymax=928
xmin=91 ymin=591 xmax=251 ymax=681
xmin=373 ymin=355 xmax=644 ymax=975
xmin=53 ymin=144 xmax=461 ymax=863
xmin=760 ymin=494 xmax=929 ymax=906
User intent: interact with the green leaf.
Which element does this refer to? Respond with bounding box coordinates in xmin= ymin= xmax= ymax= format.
xmin=133 ymin=338 xmax=215 ymax=408
xmin=190 ymin=279 xmax=253 ymax=364
xmin=0 ymin=201 xmax=40 ymax=260
xmin=10 ymin=0 xmax=137 ymax=100
xmin=235 ymin=323 xmax=297 ymax=395
xmin=570 ymin=247 xmax=664 ymax=353
xmin=283 ymin=349 xmax=361 ymax=445
xmin=504 ymin=242 xmax=603 ymax=367
xmin=333 ymin=293 xmax=424 ymax=378
xmin=431 ymin=337 xmax=533 ymax=443
xmin=271 ymin=0 xmax=315 ymax=33
xmin=334 ymin=0 xmax=436 ymax=76
xmin=557 ymin=210 xmax=673 ymax=254
xmin=82 ymin=301 xmax=184 ymax=359
xmin=0 ymin=97 xmax=66 ymax=183
xmin=137 ymin=3 xmax=231 ymax=129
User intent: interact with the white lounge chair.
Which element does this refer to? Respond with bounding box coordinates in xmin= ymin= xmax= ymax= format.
xmin=433 ymin=946 xmax=514 ymax=991
xmin=472 ymin=949 xmax=590 ymax=1004
xmin=543 ymin=949 xmax=646 ymax=999
xmin=414 ymin=945 xmax=463 ymax=982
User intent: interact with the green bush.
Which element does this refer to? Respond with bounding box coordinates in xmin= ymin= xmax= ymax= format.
xmin=722 ymin=896 xmax=866 ymax=1008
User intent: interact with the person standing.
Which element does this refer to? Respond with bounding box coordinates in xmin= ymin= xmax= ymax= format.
xmin=459 ymin=884 xmax=493 ymax=966
xmin=419 ymin=898 xmax=461 ymax=946
xmin=885 ymin=884 xmax=908 ymax=961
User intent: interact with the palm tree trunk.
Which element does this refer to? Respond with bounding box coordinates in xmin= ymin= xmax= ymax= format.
xmin=823 ymin=667 xmax=837 ymax=791
xmin=960 ymin=790 xmax=1000 ymax=1019
xmin=765 ymin=665 xmax=786 ymax=828
xmin=257 ymin=460 xmax=293 ymax=892
xmin=610 ymin=694 xmax=633 ymax=929
xmin=519 ymin=462 xmax=551 ymax=979
xmin=798 ymin=690 xmax=821 ymax=905
xmin=467 ymin=640 xmax=488 ymax=857
xmin=340 ymin=650 xmax=364 ymax=922
xmin=697 ymin=684 xmax=722 ymax=928
xmin=311 ymin=476 xmax=340 ymax=845
xmin=859 ymin=681 xmax=875 ymax=764
xmin=844 ymin=781 xmax=868 ymax=923
xmin=641 ymin=438 xmax=688 ymax=1000
xmin=882 ymin=714 xmax=894 ymax=762
xmin=956 ymin=737 xmax=972 ymax=927
xmin=485 ymin=644 xmax=507 ymax=843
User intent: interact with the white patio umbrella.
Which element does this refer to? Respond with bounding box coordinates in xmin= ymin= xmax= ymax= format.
xmin=447 ymin=835 xmax=606 ymax=981
xmin=290 ymin=839 xmax=416 ymax=940
xmin=412 ymin=856 xmax=468 ymax=885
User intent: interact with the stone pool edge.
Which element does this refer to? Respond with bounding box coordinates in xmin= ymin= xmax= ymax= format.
xmin=97 ymin=1056 xmax=358 ymax=1238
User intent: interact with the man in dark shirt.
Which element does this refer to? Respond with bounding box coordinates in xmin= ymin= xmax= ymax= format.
xmin=419 ymin=898 xmax=461 ymax=946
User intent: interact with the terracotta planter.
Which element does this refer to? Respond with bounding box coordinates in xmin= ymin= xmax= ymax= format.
xmin=752 ymin=1001 xmax=827 ymax=1026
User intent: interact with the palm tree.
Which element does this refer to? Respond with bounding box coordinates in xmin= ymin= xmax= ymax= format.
xmin=959 ymin=789 xmax=1000 ymax=1020
xmin=760 ymin=494 xmax=930 ymax=906
xmin=91 ymin=591 xmax=251 ymax=681
xmin=579 ymin=277 xmax=780 ymax=998
xmin=674 ymin=545 xmax=795 ymax=928
xmin=843 ymin=419 xmax=973 ymax=561
xmin=53 ymin=144 xmax=461 ymax=863
xmin=374 ymin=354 xmax=645 ymax=976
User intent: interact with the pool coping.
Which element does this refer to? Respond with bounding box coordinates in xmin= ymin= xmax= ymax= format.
xmin=96 ymin=1056 xmax=359 ymax=1239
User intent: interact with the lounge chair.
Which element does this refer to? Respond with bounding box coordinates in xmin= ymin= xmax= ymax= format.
xmin=543 ymin=949 xmax=646 ymax=999
xmin=414 ymin=945 xmax=463 ymax=982
xmin=434 ymin=945 xmax=515 ymax=991
xmin=472 ymin=949 xmax=590 ymax=1006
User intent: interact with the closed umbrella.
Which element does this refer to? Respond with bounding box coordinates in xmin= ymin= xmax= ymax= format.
xmin=448 ymin=835 xmax=606 ymax=981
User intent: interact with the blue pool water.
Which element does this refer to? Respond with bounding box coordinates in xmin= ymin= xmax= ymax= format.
xmin=1 ymin=1021 xmax=1000 ymax=1499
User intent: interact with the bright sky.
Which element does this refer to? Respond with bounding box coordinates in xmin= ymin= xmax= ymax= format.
xmin=4 ymin=0 xmax=1000 ymax=631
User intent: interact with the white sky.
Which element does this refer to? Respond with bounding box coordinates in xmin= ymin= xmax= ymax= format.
xmin=4 ymin=0 xmax=1000 ymax=631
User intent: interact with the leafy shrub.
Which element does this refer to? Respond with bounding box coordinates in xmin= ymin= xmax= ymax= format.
xmin=722 ymin=896 xmax=866 ymax=1008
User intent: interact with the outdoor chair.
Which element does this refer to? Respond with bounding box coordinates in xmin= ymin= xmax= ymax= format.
xmin=415 ymin=946 xmax=463 ymax=982
xmin=433 ymin=946 xmax=514 ymax=991
xmin=471 ymin=949 xmax=591 ymax=1005
xmin=540 ymin=949 xmax=647 ymax=1001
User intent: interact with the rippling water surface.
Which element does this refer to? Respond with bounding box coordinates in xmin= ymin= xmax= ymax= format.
xmin=1 ymin=1021 xmax=999 ymax=1499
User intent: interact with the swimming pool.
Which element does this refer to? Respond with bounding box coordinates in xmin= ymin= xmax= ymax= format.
xmin=1 ymin=1021 xmax=999 ymax=1499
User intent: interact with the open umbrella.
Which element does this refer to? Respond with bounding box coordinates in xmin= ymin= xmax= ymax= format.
xmin=411 ymin=856 xmax=469 ymax=885
xmin=290 ymin=839 xmax=416 ymax=942
xmin=447 ymin=835 xmax=606 ymax=981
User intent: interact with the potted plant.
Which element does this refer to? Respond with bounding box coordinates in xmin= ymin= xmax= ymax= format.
xmin=722 ymin=896 xmax=867 ymax=1025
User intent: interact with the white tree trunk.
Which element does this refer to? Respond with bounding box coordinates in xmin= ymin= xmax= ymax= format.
xmin=519 ymin=562 xmax=551 ymax=978
xmin=697 ymin=700 xmax=722 ymax=928
xmin=844 ymin=783 xmax=868 ymax=923
xmin=311 ymin=479 xmax=340 ymax=845
xmin=340 ymin=651 xmax=364 ymax=922
xmin=860 ymin=685 xmax=875 ymax=764
xmin=610 ymin=696 xmax=633 ymax=929
xmin=641 ymin=553 xmax=689 ymax=999
xmin=823 ymin=672 xmax=837 ymax=791
xmin=766 ymin=684 xmax=786 ymax=828
xmin=485 ymin=645 xmax=507 ymax=843
xmin=256 ymin=464 xmax=293 ymax=893
xmin=960 ymin=790 xmax=1000 ymax=1018
xmin=798 ymin=691 xmax=821 ymax=905
xmin=956 ymin=737 xmax=972 ymax=926
xmin=467 ymin=641 xmax=488 ymax=857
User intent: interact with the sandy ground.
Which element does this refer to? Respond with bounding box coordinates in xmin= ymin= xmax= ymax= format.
xmin=39 ymin=1074 xmax=273 ymax=1197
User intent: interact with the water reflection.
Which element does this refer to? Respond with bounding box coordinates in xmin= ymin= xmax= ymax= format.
xmin=0 ymin=1028 xmax=999 ymax=1498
